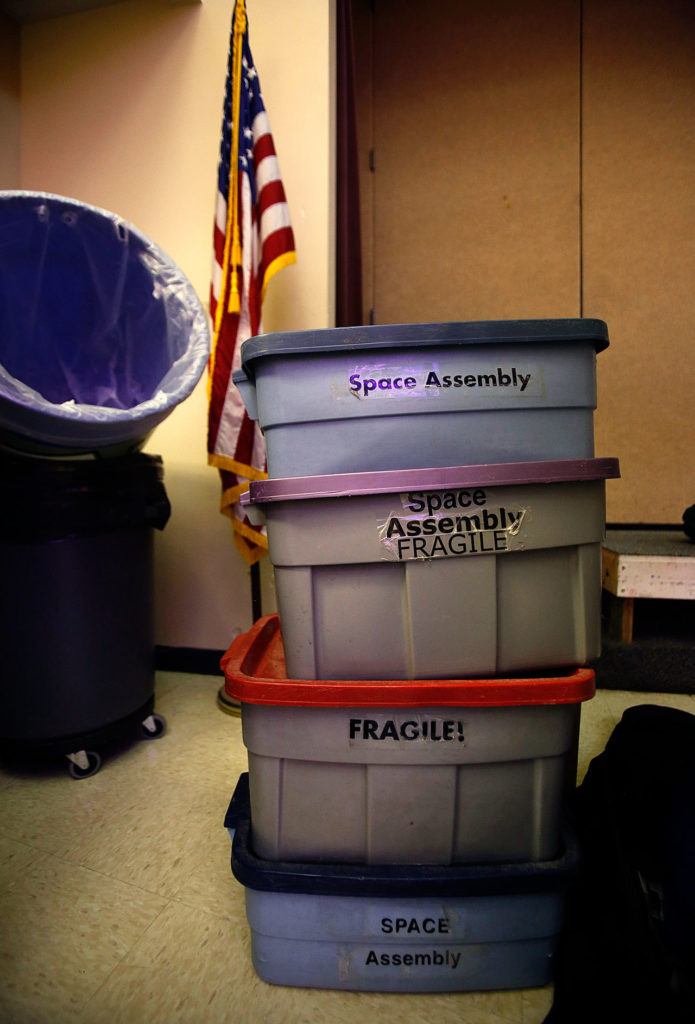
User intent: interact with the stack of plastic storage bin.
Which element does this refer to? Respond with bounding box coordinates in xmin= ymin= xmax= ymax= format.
xmin=222 ymin=320 xmax=620 ymax=993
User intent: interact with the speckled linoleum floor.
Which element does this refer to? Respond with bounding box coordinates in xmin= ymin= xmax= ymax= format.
xmin=1 ymin=674 xmax=694 ymax=1024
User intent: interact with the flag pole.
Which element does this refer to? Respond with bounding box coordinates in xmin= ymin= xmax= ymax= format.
xmin=226 ymin=0 xmax=246 ymax=315
xmin=250 ymin=561 xmax=262 ymax=622
xmin=229 ymin=0 xmax=255 ymax=623
xmin=210 ymin=0 xmax=295 ymax=713
xmin=212 ymin=0 xmax=245 ymax=353
xmin=215 ymin=0 xmax=247 ymax=719
xmin=217 ymin=558 xmax=261 ymax=717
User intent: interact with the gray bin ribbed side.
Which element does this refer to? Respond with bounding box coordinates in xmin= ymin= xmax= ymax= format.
xmin=252 ymin=478 xmax=606 ymax=678
xmin=242 ymin=701 xmax=580 ymax=864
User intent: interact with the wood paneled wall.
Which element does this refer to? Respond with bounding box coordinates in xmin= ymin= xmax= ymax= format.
xmin=583 ymin=0 xmax=694 ymax=523
xmin=355 ymin=0 xmax=694 ymax=523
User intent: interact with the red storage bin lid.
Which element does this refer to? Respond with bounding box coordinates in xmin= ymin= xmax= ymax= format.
xmin=222 ymin=615 xmax=596 ymax=708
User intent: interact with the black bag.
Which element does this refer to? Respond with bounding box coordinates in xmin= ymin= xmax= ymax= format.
xmin=545 ymin=704 xmax=695 ymax=1024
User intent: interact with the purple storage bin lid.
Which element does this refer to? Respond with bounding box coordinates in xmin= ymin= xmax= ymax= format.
xmin=244 ymin=458 xmax=620 ymax=504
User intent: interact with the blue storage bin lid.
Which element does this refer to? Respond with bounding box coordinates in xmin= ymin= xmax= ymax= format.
xmin=238 ymin=318 xmax=609 ymax=379
xmin=226 ymin=774 xmax=580 ymax=898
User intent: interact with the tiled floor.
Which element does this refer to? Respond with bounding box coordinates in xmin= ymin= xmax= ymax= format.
xmin=1 ymin=676 xmax=694 ymax=1024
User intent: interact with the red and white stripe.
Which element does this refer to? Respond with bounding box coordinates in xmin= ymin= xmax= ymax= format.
xmin=210 ymin=110 xmax=292 ymax=329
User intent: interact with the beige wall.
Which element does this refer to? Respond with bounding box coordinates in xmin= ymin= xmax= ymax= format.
xmin=0 ymin=13 xmax=20 ymax=188
xmin=584 ymin=0 xmax=695 ymax=524
xmin=19 ymin=0 xmax=335 ymax=649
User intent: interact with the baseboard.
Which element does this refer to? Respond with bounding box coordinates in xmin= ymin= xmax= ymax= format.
xmin=605 ymin=522 xmax=684 ymax=531
xmin=155 ymin=646 xmax=225 ymax=676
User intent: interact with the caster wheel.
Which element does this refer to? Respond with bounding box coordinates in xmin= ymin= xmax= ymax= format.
xmin=141 ymin=713 xmax=167 ymax=740
xmin=66 ymin=750 xmax=102 ymax=780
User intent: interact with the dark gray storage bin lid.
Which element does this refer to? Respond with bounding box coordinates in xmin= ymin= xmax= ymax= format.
xmin=239 ymin=318 xmax=609 ymax=378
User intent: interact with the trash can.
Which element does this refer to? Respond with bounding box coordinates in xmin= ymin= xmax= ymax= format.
xmin=0 ymin=452 xmax=171 ymax=777
xmin=0 ymin=191 xmax=209 ymax=456
xmin=0 ymin=191 xmax=208 ymax=776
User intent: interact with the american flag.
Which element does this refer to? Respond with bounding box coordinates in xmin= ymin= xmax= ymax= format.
xmin=207 ymin=0 xmax=295 ymax=564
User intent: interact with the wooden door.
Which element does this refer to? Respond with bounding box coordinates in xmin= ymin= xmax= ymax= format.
xmin=355 ymin=0 xmax=694 ymax=522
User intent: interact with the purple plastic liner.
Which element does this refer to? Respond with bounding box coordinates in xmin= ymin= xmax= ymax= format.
xmin=244 ymin=458 xmax=620 ymax=505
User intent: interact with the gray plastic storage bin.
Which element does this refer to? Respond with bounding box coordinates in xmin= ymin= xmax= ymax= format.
xmin=233 ymin=319 xmax=609 ymax=477
xmin=244 ymin=458 xmax=620 ymax=679
xmin=226 ymin=774 xmax=579 ymax=992
xmin=222 ymin=616 xmax=594 ymax=865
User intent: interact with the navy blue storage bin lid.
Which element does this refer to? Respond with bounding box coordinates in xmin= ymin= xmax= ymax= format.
xmin=239 ymin=318 xmax=609 ymax=379
xmin=226 ymin=773 xmax=580 ymax=898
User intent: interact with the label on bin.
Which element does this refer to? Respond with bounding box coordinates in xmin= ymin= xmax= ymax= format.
xmin=361 ymin=947 xmax=463 ymax=971
xmin=349 ymin=716 xmax=465 ymax=744
xmin=377 ymin=488 xmax=528 ymax=561
xmin=345 ymin=363 xmax=542 ymax=400
xmin=379 ymin=916 xmax=452 ymax=934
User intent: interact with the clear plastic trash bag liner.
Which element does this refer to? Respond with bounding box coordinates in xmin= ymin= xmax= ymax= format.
xmin=0 ymin=191 xmax=210 ymax=448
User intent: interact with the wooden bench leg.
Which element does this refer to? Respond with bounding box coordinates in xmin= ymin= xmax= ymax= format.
xmin=606 ymin=592 xmax=635 ymax=643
